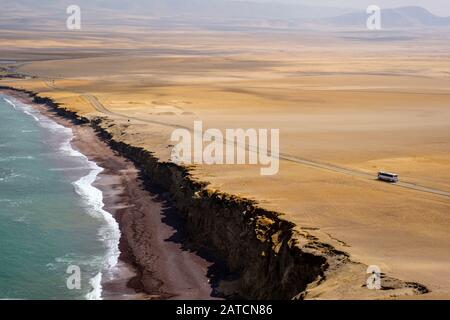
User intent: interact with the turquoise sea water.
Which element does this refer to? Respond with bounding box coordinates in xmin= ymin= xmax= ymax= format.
xmin=0 ymin=95 xmax=119 ymax=300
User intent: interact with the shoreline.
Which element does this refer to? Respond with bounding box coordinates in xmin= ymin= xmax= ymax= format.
xmin=2 ymin=90 xmax=219 ymax=300
xmin=0 ymin=86 xmax=431 ymax=300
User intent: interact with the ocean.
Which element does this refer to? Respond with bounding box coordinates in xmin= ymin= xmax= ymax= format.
xmin=0 ymin=95 xmax=120 ymax=300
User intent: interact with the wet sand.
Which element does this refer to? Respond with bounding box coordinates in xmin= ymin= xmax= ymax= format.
xmin=3 ymin=90 xmax=220 ymax=300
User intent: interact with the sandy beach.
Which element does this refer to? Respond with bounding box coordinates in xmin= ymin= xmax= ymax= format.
xmin=1 ymin=89 xmax=221 ymax=300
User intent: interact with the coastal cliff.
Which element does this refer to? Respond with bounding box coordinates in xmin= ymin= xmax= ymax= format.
xmin=0 ymin=86 xmax=429 ymax=299
xmin=91 ymin=117 xmax=339 ymax=299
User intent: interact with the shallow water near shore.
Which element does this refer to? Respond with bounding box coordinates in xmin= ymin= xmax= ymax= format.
xmin=0 ymin=95 xmax=119 ymax=299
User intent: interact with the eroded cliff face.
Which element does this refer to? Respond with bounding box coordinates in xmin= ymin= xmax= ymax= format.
xmin=0 ymin=86 xmax=429 ymax=299
xmin=91 ymin=118 xmax=339 ymax=299
xmin=85 ymin=119 xmax=429 ymax=300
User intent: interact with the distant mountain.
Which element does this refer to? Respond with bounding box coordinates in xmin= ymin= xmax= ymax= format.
xmin=323 ymin=6 xmax=450 ymax=28
xmin=1 ymin=0 xmax=353 ymax=20
xmin=2 ymin=1 xmax=449 ymax=31
xmin=0 ymin=0 xmax=359 ymax=31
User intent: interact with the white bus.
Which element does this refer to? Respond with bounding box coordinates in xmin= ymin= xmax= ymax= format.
xmin=378 ymin=171 xmax=399 ymax=183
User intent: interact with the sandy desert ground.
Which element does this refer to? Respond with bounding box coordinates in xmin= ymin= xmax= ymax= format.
xmin=1 ymin=26 xmax=450 ymax=298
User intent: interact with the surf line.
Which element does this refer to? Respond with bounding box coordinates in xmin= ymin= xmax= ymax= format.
xmin=60 ymin=124 xmax=121 ymax=300
xmin=3 ymin=97 xmax=17 ymax=109
xmin=4 ymin=95 xmax=121 ymax=300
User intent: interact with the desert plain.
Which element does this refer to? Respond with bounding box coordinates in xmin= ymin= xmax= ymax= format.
xmin=1 ymin=23 xmax=450 ymax=298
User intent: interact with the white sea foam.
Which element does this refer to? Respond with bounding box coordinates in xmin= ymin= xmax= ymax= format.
xmin=60 ymin=140 xmax=86 ymax=158
xmin=56 ymin=254 xmax=103 ymax=267
xmin=4 ymin=95 xmax=120 ymax=300
xmin=0 ymin=155 xmax=34 ymax=162
xmin=4 ymin=97 xmax=41 ymax=122
xmin=61 ymin=126 xmax=120 ymax=300
xmin=48 ymin=167 xmax=87 ymax=172
xmin=86 ymin=272 xmax=103 ymax=300
xmin=40 ymin=117 xmax=71 ymax=135
xmin=3 ymin=98 xmax=17 ymax=109
xmin=72 ymin=158 xmax=121 ymax=262
xmin=46 ymin=263 xmax=56 ymax=271
xmin=13 ymin=216 xmax=27 ymax=223
xmin=0 ymin=172 xmax=23 ymax=182
xmin=23 ymin=110 xmax=40 ymax=122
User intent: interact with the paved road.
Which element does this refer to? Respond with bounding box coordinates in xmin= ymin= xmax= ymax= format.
xmin=42 ymin=79 xmax=450 ymax=199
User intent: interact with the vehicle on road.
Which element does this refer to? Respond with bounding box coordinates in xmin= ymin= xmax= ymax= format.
xmin=378 ymin=171 xmax=399 ymax=183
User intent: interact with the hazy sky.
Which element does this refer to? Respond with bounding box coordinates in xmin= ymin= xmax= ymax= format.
xmin=243 ymin=0 xmax=450 ymax=16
